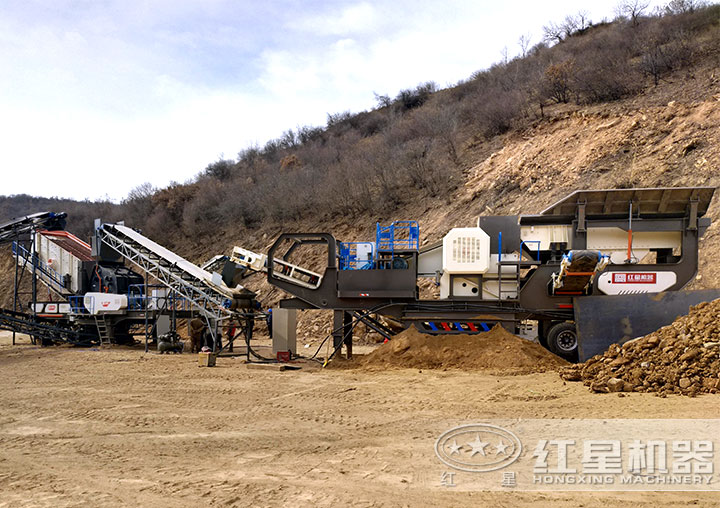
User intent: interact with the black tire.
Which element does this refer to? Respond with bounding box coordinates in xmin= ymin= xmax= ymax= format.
xmin=547 ymin=322 xmax=578 ymax=362
xmin=537 ymin=320 xmax=550 ymax=349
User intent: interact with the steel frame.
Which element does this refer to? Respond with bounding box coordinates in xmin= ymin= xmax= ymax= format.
xmin=97 ymin=226 xmax=228 ymax=319
xmin=96 ymin=225 xmax=257 ymax=352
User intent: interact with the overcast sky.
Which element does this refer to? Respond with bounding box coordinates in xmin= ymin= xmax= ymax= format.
xmin=0 ymin=0 xmax=662 ymax=202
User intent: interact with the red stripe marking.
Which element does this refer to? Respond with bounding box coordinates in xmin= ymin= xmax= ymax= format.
xmin=556 ymin=304 xmax=574 ymax=309
xmin=467 ymin=323 xmax=478 ymax=332
xmin=441 ymin=322 xmax=451 ymax=331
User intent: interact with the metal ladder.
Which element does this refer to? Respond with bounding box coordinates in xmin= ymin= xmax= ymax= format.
xmin=94 ymin=315 xmax=111 ymax=345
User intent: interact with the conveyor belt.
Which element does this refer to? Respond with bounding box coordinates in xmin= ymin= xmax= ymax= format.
xmin=0 ymin=212 xmax=66 ymax=245
xmin=0 ymin=307 xmax=96 ymax=345
xmin=96 ymin=223 xmax=255 ymax=320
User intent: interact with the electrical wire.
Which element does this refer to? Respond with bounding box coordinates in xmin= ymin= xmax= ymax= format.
xmin=293 ymin=302 xmax=399 ymax=365
xmin=221 ymin=309 xmax=277 ymax=363
xmin=308 ymin=303 xmax=398 ymax=360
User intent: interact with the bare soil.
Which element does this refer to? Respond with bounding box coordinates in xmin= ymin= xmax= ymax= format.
xmin=2 ymin=331 xmax=720 ymax=507
xmin=335 ymin=325 xmax=568 ymax=374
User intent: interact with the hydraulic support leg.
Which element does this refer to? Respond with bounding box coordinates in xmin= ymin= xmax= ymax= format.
xmin=332 ymin=310 xmax=353 ymax=359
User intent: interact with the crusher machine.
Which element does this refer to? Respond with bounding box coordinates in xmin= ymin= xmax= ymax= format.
xmin=0 ymin=213 xmax=258 ymax=350
xmin=227 ymin=187 xmax=717 ymax=362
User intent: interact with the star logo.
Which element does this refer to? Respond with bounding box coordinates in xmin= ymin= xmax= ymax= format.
xmin=435 ymin=424 xmax=523 ymax=473
xmin=447 ymin=440 xmax=462 ymax=455
xmin=466 ymin=435 xmax=489 ymax=457
xmin=495 ymin=440 xmax=509 ymax=455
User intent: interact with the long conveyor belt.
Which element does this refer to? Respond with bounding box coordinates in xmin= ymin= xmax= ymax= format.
xmin=0 ymin=212 xmax=67 ymax=245
xmin=0 ymin=307 xmax=96 ymax=346
xmin=95 ymin=223 xmax=256 ymax=323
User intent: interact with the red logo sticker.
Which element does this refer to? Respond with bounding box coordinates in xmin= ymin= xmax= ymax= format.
xmin=612 ymin=273 xmax=657 ymax=284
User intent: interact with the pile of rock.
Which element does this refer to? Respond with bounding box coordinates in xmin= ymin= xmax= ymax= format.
xmin=353 ymin=324 xmax=568 ymax=373
xmin=561 ymin=299 xmax=720 ymax=396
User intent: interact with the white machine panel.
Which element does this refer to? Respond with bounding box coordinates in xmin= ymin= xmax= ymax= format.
xmin=148 ymin=288 xmax=168 ymax=310
xmin=520 ymin=225 xmax=573 ymax=250
xmin=354 ymin=242 xmax=375 ymax=269
xmin=35 ymin=232 xmax=90 ymax=293
xmin=439 ymin=272 xmax=519 ymax=300
xmin=597 ymin=271 xmax=677 ymax=295
xmin=417 ymin=244 xmax=442 ymax=277
xmin=83 ymin=293 xmax=128 ymax=315
xmin=32 ymin=302 xmax=72 ymax=314
xmin=440 ymin=273 xmax=479 ymax=298
xmin=442 ymin=228 xmax=490 ymax=274
xmin=232 ymin=246 xmax=267 ymax=272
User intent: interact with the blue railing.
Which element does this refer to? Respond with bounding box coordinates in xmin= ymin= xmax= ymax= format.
xmin=338 ymin=242 xmax=375 ymax=270
xmin=520 ymin=240 xmax=541 ymax=261
xmin=337 ymin=221 xmax=420 ymax=271
xmin=68 ymin=295 xmax=88 ymax=314
xmin=12 ymin=241 xmax=67 ymax=291
xmin=376 ymin=221 xmax=419 ymax=253
xmin=126 ymin=284 xmax=193 ymax=311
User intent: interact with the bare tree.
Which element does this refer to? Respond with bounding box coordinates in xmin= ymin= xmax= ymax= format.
xmin=518 ymin=33 xmax=532 ymax=58
xmin=373 ymin=92 xmax=392 ymax=109
xmin=542 ymin=21 xmax=564 ymax=44
xmin=665 ymin=0 xmax=704 ymax=14
xmin=541 ymin=60 xmax=575 ymax=104
xmin=500 ymin=46 xmax=509 ymax=65
xmin=562 ymin=15 xmax=580 ymax=38
xmin=577 ymin=10 xmax=591 ymax=30
xmin=616 ymin=0 xmax=651 ymax=26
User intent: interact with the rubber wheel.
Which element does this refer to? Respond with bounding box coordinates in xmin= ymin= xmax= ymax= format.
xmin=547 ymin=322 xmax=579 ymax=362
xmin=537 ymin=321 xmax=550 ymax=349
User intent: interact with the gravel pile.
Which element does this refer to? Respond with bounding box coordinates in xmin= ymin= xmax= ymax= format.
xmin=561 ymin=299 xmax=720 ymax=396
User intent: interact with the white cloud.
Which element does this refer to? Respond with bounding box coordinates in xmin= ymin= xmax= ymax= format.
xmin=291 ymin=2 xmax=379 ymax=36
xmin=0 ymin=0 xmax=666 ymax=202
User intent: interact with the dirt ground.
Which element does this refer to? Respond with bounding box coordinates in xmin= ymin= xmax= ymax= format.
xmin=1 ymin=331 xmax=719 ymax=508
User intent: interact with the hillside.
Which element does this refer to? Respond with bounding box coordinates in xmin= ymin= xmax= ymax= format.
xmin=1 ymin=5 xmax=720 ymax=312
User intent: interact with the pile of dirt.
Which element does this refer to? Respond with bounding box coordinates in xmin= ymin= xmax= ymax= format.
xmin=348 ymin=325 xmax=568 ymax=374
xmin=561 ymin=299 xmax=720 ymax=396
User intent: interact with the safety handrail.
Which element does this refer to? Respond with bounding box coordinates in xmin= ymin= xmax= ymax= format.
xmin=520 ymin=240 xmax=541 ymax=261
xmin=12 ymin=241 xmax=67 ymax=290
xmin=376 ymin=221 xmax=419 ymax=252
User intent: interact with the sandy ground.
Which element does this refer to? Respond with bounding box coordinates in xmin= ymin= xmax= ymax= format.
xmin=1 ymin=331 xmax=720 ymax=507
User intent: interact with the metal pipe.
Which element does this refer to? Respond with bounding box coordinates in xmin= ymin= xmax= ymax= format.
xmin=12 ymin=236 xmax=19 ymax=345
xmin=498 ymin=232 xmax=502 ymax=302
xmin=31 ymin=231 xmax=37 ymax=324
xmin=144 ymin=282 xmax=149 ymax=353
xmin=626 ymin=201 xmax=633 ymax=263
